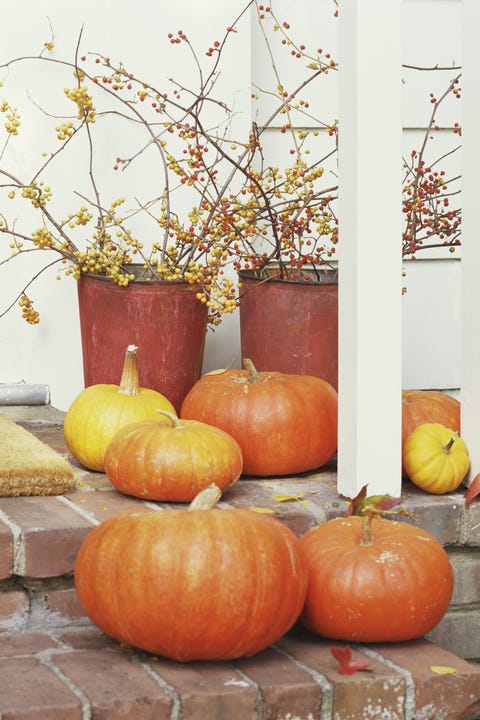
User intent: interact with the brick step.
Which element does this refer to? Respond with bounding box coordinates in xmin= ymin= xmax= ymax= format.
xmin=1 ymin=418 xmax=479 ymax=580
xmin=0 ymin=626 xmax=479 ymax=719
xmin=0 ymin=576 xmax=85 ymax=633
xmin=0 ymin=573 xmax=478 ymax=719
xmin=0 ymin=406 xmax=479 ymax=718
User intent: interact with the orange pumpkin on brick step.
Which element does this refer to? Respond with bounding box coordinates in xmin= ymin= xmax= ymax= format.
xmin=104 ymin=410 xmax=243 ymax=502
xmin=74 ymin=484 xmax=308 ymax=661
xmin=298 ymin=511 xmax=454 ymax=643
xmin=180 ymin=359 xmax=338 ymax=476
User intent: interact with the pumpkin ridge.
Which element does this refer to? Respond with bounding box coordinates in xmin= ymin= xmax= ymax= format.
xmin=217 ymin=511 xmax=266 ymax=658
xmin=165 ymin=511 xmax=218 ymax=658
xmin=218 ymin=512 xmax=307 ymax=658
xmin=161 ymin=509 xmax=291 ymax=660
xmin=291 ymin=376 xmax=336 ymax=466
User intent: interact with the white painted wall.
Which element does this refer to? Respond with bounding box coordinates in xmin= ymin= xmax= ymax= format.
xmin=402 ymin=0 xmax=462 ymax=390
xmin=0 ymin=0 xmax=463 ymax=410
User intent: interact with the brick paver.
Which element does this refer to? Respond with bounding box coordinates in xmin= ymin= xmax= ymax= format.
xmin=0 ymin=494 xmax=93 ymax=577
xmin=144 ymin=657 xmax=259 ymax=720
xmin=233 ymin=647 xmax=323 ymax=719
xmin=0 ymin=655 xmax=83 ymax=719
xmin=53 ymin=648 xmax=172 ymax=719
xmin=277 ymin=632 xmax=406 ymax=720
xmin=372 ymin=640 xmax=480 ymax=720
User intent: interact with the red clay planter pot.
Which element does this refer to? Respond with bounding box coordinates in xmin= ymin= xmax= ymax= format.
xmin=238 ymin=269 xmax=338 ymax=389
xmin=77 ymin=268 xmax=207 ymax=412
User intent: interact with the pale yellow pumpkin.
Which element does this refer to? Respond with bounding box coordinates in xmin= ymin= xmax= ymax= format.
xmin=64 ymin=345 xmax=175 ymax=472
xmin=403 ymin=422 xmax=470 ymax=494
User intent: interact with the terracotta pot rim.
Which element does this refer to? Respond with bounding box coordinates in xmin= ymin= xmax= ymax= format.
xmin=238 ymin=267 xmax=338 ymax=286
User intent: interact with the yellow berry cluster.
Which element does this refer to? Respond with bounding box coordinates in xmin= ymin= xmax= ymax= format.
xmin=195 ymin=276 xmax=238 ymax=325
xmin=18 ymin=295 xmax=40 ymax=325
xmin=56 ymin=121 xmax=75 ymax=141
xmin=32 ymin=227 xmax=55 ymax=249
xmin=64 ymin=86 xmax=96 ymax=123
xmin=1 ymin=101 xmax=21 ymax=136
xmin=21 ymin=183 xmax=52 ymax=208
xmin=66 ymin=206 xmax=94 ymax=228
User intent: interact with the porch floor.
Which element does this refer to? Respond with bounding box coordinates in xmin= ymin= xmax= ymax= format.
xmin=0 ymin=404 xmax=479 ymax=720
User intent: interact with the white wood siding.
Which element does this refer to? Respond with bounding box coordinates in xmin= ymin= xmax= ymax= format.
xmin=460 ymin=0 xmax=480 ymax=484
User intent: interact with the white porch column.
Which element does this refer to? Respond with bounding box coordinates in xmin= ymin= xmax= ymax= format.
xmin=460 ymin=0 xmax=480 ymax=486
xmin=337 ymin=0 xmax=403 ymax=497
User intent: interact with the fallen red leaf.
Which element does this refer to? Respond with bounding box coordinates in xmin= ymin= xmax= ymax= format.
xmin=329 ymin=645 xmax=372 ymax=675
xmin=464 ymin=474 xmax=480 ymax=504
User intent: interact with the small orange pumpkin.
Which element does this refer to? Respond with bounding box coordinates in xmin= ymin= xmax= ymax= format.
xmin=104 ymin=411 xmax=243 ymax=502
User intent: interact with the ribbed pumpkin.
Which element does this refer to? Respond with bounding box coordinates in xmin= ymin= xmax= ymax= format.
xmin=181 ymin=359 xmax=338 ymax=476
xmin=402 ymin=390 xmax=460 ymax=473
xmin=74 ymin=485 xmax=308 ymax=661
xmin=64 ymin=345 xmax=175 ymax=472
xmin=104 ymin=411 xmax=243 ymax=501
xmin=299 ymin=515 xmax=453 ymax=642
xmin=403 ymin=422 xmax=470 ymax=494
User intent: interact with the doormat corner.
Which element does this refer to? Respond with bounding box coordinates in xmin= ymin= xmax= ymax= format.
xmin=0 ymin=412 xmax=76 ymax=496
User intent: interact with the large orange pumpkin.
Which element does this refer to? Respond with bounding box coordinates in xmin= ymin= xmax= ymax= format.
xmin=299 ymin=515 xmax=453 ymax=643
xmin=180 ymin=359 xmax=338 ymax=476
xmin=402 ymin=390 xmax=460 ymax=472
xmin=74 ymin=486 xmax=308 ymax=661
xmin=104 ymin=411 xmax=243 ymax=502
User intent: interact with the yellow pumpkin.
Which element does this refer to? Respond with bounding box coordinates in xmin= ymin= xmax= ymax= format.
xmin=64 ymin=345 xmax=175 ymax=472
xmin=403 ymin=422 xmax=470 ymax=494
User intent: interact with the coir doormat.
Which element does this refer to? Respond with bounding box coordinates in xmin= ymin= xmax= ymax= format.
xmin=0 ymin=412 xmax=76 ymax=496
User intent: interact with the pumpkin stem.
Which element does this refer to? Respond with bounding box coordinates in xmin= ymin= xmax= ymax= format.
xmin=243 ymin=358 xmax=261 ymax=383
xmin=157 ymin=410 xmax=181 ymax=427
xmin=188 ymin=484 xmax=222 ymax=511
xmin=118 ymin=345 xmax=140 ymax=396
xmin=443 ymin=432 xmax=458 ymax=454
xmin=360 ymin=514 xmax=375 ymax=547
